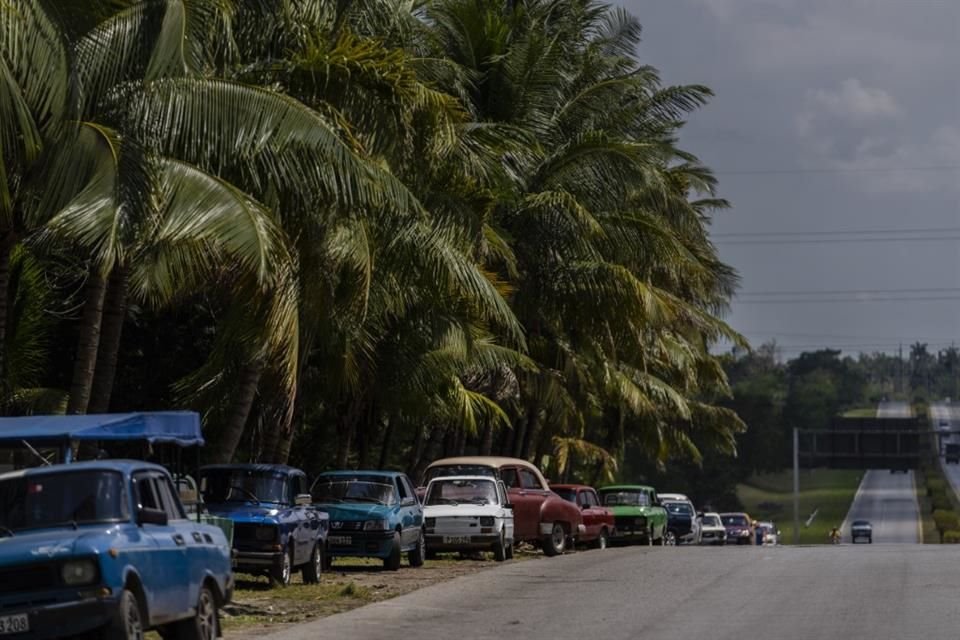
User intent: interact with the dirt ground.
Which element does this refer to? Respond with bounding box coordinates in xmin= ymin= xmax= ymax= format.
xmin=224 ymin=550 xmax=540 ymax=638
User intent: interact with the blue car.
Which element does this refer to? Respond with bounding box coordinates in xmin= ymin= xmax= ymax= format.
xmin=200 ymin=464 xmax=329 ymax=586
xmin=0 ymin=460 xmax=232 ymax=640
xmin=311 ymin=471 xmax=425 ymax=571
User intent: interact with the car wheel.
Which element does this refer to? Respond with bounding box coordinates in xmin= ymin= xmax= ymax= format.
xmin=408 ymin=529 xmax=426 ymax=568
xmin=270 ymin=546 xmax=293 ymax=587
xmin=594 ymin=528 xmax=609 ymax=550
xmin=664 ymin=530 xmax=677 ymax=546
xmin=302 ymin=543 xmax=322 ymax=584
xmin=506 ymin=539 xmax=514 ymax=559
xmin=542 ymin=522 xmax=565 ymax=556
xmin=494 ymin=531 xmax=507 ymax=562
xmin=104 ymin=589 xmax=144 ymax=640
xmin=170 ymin=586 xmax=218 ymax=640
xmin=384 ymin=532 xmax=402 ymax=571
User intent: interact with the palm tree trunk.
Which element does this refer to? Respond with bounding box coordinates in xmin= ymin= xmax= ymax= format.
xmin=377 ymin=414 xmax=395 ymax=470
xmin=67 ymin=270 xmax=109 ymax=414
xmin=407 ymin=424 xmax=425 ymax=475
xmin=88 ymin=268 xmax=128 ymax=413
xmin=0 ymin=233 xmax=14 ymax=389
xmin=479 ymin=422 xmax=494 ymax=455
xmin=208 ymin=359 xmax=264 ymax=464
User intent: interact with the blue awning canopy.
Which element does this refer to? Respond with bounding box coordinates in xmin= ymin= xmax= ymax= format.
xmin=0 ymin=412 xmax=203 ymax=447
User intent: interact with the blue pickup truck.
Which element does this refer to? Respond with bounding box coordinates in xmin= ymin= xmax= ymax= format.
xmin=0 ymin=460 xmax=233 ymax=640
xmin=200 ymin=464 xmax=329 ymax=586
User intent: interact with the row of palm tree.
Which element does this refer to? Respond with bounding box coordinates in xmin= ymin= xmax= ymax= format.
xmin=1 ymin=0 xmax=745 ymax=482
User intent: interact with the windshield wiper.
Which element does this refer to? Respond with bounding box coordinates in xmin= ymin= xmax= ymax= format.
xmin=229 ymin=485 xmax=261 ymax=505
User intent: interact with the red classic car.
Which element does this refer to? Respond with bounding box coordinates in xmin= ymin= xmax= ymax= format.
xmin=550 ymin=484 xmax=615 ymax=549
xmin=422 ymin=456 xmax=583 ymax=556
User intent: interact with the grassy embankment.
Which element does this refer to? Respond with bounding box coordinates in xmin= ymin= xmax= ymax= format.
xmin=737 ymin=469 xmax=862 ymax=544
xmin=842 ymin=407 xmax=876 ymax=418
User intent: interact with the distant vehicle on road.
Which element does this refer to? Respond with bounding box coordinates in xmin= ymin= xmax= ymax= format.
xmin=720 ymin=512 xmax=754 ymax=545
xmin=657 ymin=493 xmax=690 ymax=503
xmin=200 ymin=464 xmax=329 ymax=586
xmin=662 ymin=499 xmax=701 ymax=545
xmin=0 ymin=460 xmax=233 ymax=640
xmin=755 ymin=521 xmax=780 ymax=545
xmin=599 ymin=485 xmax=669 ymax=545
xmin=551 ymin=484 xmax=615 ymax=549
xmin=312 ymin=470 xmax=425 ymax=571
xmin=698 ymin=512 xmax=726 ymax=545
xmin=939 ymin=420 xmax=950 ymax=428
xmin=851 ymin=520 xmax=873 ymax=543
xmin=946 ymin=443 xmax=960 ymax=464
xmin=422 ymin=476 xmax=514 ymax=560
xmin=423 ymin=457 xmax=583 ymax=556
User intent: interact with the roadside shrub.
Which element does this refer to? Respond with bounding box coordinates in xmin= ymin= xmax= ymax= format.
xmin=943 ymin=530 xmax=960 ymax=544
xmin=933 ymin=509 xmax=959 ymax=532
xmin=927 ymin=478 xmax=946 ymax=495
xmin=931 ymin=495 xmax=953 ymax=511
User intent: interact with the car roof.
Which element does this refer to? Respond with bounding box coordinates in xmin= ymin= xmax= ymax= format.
xmin=0 ymin=459 xmax=166 ymax=480
xmin=658 ymin=493 xmax=689 ymax=500
xmin=757 ymin=521 xmax=775 ymax=526
xmin=549 ymin=484 xmax=595 ymax=491
xmin=427 ymin=475 xmax=499 ymax=483
xmin=720 ymin=512 xmax=750 ymax=517
xmin=599 ymin=484 xmax=656 ymax=492
xmin=316 ymin=470 xmax=404 ymax=479
xmin=201 ymin=463 xmax=304 ymax=476
xmin=427 ymin=456 xmax=540 ymax=470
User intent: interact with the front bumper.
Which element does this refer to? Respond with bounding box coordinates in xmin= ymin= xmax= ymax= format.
xmin=326 ymin=530 xmax=395 ymax=559
xmin=425 ymin=534 xmax=501 ymax=551
xmin=699 ymin=531 xmax=726 ymax=545
xmin=725 ymin=531 xmax=752 ymax=544
xmin=0 ymin=592 xmax=119 ymax=640
xmin=234 ymin=550 xmax=284 ymax=573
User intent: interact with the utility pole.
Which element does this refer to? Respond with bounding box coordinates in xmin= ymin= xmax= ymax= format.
xmin=793 ymin=427 xmax=800 ymax=545
xmin=899 ymin=343 xmax=903 ymax=394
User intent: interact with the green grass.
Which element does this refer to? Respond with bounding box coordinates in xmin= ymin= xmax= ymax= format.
xmin=915 ymin=471 xmax=940 ymax=544
xmin=737 ymin=469 xmax=863 ymax=545
xmin=842 ymin=407 xmax=876 ymax=418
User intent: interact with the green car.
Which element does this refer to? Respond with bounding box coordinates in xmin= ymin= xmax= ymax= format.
xmin=598 ymin=485 xmax=669 ymax=545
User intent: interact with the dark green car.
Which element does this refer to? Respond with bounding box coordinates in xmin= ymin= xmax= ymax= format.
xmin=598 ymin=485 xmax=669 ymax=545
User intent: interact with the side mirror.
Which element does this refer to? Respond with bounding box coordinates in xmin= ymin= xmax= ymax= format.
xmin=295 ymin=493 xmax=312 ymax=506
xmin=137 ymin=507 xmax=168 ymax=527
xmin=401 ymin=497 xmax=417 ymax=507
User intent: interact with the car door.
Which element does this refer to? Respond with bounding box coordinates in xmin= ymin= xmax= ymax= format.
xmin=498 ymin=481 xmax=515 ymax=543
xmin=395 ymin=475 xmax=421 ymax=547
xmin=648 ymin=490 xmax=665 ymax=536
xmin=503 ymin=467 xmax=536 ymax=540
xmin=132 ymin=471 xmax=189 ymax=622
xmin=291 ymin=473 xmax=316 ymax=563
xmin=518 ymin=468 xmax=550 ymax=538
xmin=154 ymin=473 xmax=205 ymax=614
xmin=578 ymin=490 xmax=600 ymax=538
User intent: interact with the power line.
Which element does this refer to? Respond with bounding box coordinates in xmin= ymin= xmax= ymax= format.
xmin=735 ymin=296 xmax=960 ymax=304
xmin=739 ymin=331 xmax=960 ymax=342
xmin=738 ymin=287 xmax=960 ymax=297
xmin=714 ymin=165 xmax=960 ymax=176
xmin=713 ymin=227 xmax=960 ymax=238
xmin=716 ymin=235 xmax=960 ymax=245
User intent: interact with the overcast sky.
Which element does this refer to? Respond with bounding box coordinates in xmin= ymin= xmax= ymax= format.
xmin=625 ymin=0 xmax=960 ymax=358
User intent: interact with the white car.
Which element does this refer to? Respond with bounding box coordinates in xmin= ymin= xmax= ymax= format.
xmin=658 ymin=493 xmax=690 ymax=503
xmin=698 ymin=512 xmax=727 ymax=546
xmin=423 ymin=476 xmax=515 ymax=561
xmin=756 ymin=521 xmax=780 ymax=545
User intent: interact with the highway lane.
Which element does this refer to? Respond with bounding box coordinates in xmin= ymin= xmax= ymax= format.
xmin=877 ymin=400 xmax=912 ymax=418
xmin=262 ymin=546 xmax=960 ymax=640
xmin=840 ymin=470 xmax=919 ymax=543
xmin=931 ymin=401 xmax=960 ymax=496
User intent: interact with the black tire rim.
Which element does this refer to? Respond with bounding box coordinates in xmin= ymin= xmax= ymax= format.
xmin=197 ymin=590 xmax=217 ymax=640
xmin=124 ymin=593 xmax=143 ymax=640
xmin=551 ymin=524 xmax=564 ymax=553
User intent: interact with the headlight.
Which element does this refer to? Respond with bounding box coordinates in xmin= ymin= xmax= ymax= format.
xmin=479 ymin=516 xmax=495 ymax=526
xmin=255 ymin=525 xmax=277 ymax=541
xmin=62 ymin=559 xmax=98 ymax=586
xmin=363 ymin=519 xmax=390 ymax=531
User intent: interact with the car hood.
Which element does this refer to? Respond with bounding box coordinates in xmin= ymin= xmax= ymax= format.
xmin=0 ymin=525 xmax=120 ymax=565
xmin=204 ymin=504 xmax=286 ymax=523
xmin=607 ymin=505 xmax=655 ymax=516
xmin=701 ymin=524 xmax=725 ymax=532
xmin=424 ymin=504 xmax=505 ymax=519
xmin=315 ymin=503 xmax=392 ymax=521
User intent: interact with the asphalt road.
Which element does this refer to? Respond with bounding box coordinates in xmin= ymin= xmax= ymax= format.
xmin=840 ymin=469 xmax=919 ymax=543
xmin=931 ymin=401 xmax=960 ymax=494
xmin=877 ymin=400 xmax=912 ymax=418
xmin=263 ymin=546 xmax=960 ymax=640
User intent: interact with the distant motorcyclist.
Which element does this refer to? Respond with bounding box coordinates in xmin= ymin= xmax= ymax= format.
xmin=829 ymin=527 xmax=841 ymax=544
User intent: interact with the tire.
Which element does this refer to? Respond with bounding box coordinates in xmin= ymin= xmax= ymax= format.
xmin=103 ymin=589 xmax=144 ymax=640
xmin=322 ymin=550 xmax=333 ymax=571
xmin=652 ymin=526 xmax=663 ymax=546
xmin=169 ymin=586 xmax=218 ymax=640
xmin=494 ymin=531 xmax=507 ymax=562
xmin=542 ymin=522 xmax=565 ymax=557
xmin=408 ymin=529 xmax=426 ymax=568
xmin=505 ymin=539 xmax=514 ymax=560
xmin=594 ymin=528 xmax=609 ymax=550
xmin=663 ymin=530 xmax=677 ymax=546
xmin=270 ymin=547 xmax=293 ymax=587
xmin=426 ymin=550 xmax=438 ymax=561
xmin=302 ymin=543 xmax=322 ymax=584
xmin=384 ymin=532 xmax=402 ymax=571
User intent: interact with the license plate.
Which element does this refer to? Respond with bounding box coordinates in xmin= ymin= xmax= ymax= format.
xmin=328 ymin=536 xmax=352 ymax=545
xmin=0 ymin=614 xmax=28 ymax=635
xmin=443 ymin=536 xmax=471 ymax=544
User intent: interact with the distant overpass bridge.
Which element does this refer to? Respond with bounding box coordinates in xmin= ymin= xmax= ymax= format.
xmin=798 ymin=414 xmax=934 ymax=470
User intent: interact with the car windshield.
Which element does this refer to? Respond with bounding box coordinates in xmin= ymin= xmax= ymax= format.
xmin=0 ymin=470 xmax=128 ymax=533
xmin=853 ymin=520 xmax=871 ymax=527
xmin=424 ymin=465 xmax=496 ymax=483
xmin=664 ymin=502 xmax=693 ymax=515
xmin=601 ymin=491 xmax=649 ymax=506
xmin=426 ymin=479 xmax=498 ymax=505
xmin=722 ymin=515 xmax=749 ymax=526
xmin=702 ymin=515 xmax=721 ymax=527
xmin=201 ymin=469 xmax=287 ymax=504
xmin=312 ymin=476 xmax=397 ymax=505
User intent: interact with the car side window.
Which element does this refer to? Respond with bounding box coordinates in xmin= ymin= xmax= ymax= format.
xmin=156 ymin=476 xmax=187 ymax=521
xmin=293 ymin=475 xmax=308 ymax=498
xmin=577 ymin=491 xmax=590 ymax=508
xmin=585 ymin=490 xmax=599 ymax=507
xmin=498 ymin=482 xmax=509 ymax=505
xmin=400 ymin=476 xmax=417 ymax=501
xmin=134 ymin=473 xmax=161 ymax=512
xmin=519 ymin=469 xmax=541 ymax=490
xmin=501 ymin=468 xmax=521 ymax=489
xmin=396 ymin=477 xmax=409 ymax=500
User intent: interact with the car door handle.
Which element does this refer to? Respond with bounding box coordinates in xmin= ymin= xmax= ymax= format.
xmin=173 ymin=534 xmax=186 ymax=547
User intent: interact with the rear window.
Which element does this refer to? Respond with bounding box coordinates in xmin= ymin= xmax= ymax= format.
xmin=664 ymin=502 xmax=693 ymax=516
